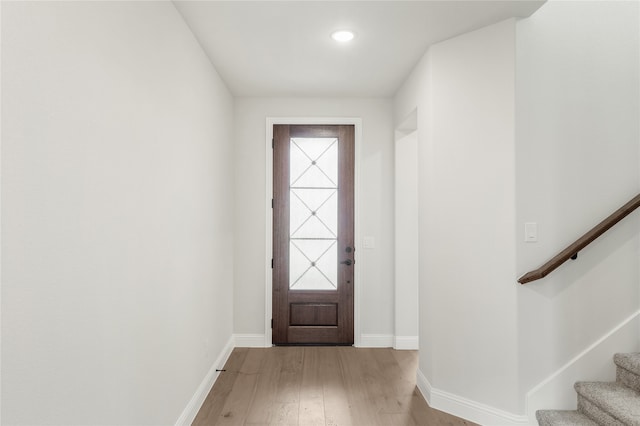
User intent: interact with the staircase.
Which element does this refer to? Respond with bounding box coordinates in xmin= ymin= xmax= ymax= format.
xmin=536 ymin=353 xmax=640 ymax=425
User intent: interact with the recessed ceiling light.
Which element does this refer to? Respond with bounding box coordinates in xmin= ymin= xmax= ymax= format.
xmin=331 ymin=30 xmax=355 ymax=43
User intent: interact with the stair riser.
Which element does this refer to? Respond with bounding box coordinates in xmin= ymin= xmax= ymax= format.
xmin=536 ymin=410 xmax=599 ymax=426
xmin=617 ymin=366 xmax=640 ymax=394
xmin=578 ymin=396 xmax=626 ymax=426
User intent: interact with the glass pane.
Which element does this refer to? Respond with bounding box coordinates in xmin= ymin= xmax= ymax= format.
xmin=290 ymin=138 xmax=338 ymax=187
xmin=289 ymin=137 xmax=338 ymax=290
xmin=290 ymin=240 xmax=337 ymax=290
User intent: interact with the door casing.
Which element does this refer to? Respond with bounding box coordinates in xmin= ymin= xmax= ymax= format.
xmin=265 ymin=117 xmax=361 ymax=347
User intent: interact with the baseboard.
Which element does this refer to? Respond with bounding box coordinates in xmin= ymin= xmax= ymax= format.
xmin=359 ymin=334 xmax=394 ymax=348
xmin=233 ymin=333 xmax=268 ymax=348
xmin=394 ymin=335 xmax=419 ymax=350
xmin=416 ymin=369 xmax=530 ymax=425
xmin=525 ymin=309 xmax=640 ymax=423
xmin=416 ymin=368 xmax=433 ymax=404
xmin=174 ymin=335 xmax=235 ymax=426
xmin=430 ymin=386 xmax=530 ymax=425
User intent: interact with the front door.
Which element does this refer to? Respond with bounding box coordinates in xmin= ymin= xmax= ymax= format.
xmin=272 ymin=124 xmax=355 ymax=345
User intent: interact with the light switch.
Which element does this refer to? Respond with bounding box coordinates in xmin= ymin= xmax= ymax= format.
xmin=363 ymin=236 xmax=375 ymax=249
xmin=525 ymin=222 xmax=537 ymax=242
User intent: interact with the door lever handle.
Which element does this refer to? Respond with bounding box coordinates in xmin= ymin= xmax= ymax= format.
xmin=340 ymin=259 xmax=353 ymax=266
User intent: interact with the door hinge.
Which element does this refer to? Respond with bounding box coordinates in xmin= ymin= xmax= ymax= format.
xmin=272 ymin=138 xmax=274 ymax=148
xmin=271 ymin=319 xmax=273 ymax=329
xmin=271 ymin=198 xmax=274 ymax=208
xmin=271 ymin=258 xmax=274 ymax=269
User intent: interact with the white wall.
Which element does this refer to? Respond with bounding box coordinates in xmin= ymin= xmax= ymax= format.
xmin=233 ymin=98 xmax=395 ymax=343
xmin=394 ymin=129 xmax=419 ymax=349
xmin=395 ymin=19 xmax=520 ymax=416
xmin=1 ymin=2 xmax=235 ymax=424
xmin=516 ymin=0 xmax=640 ymax=413
xmin=395 ymin=1 xmax=640 ymax=421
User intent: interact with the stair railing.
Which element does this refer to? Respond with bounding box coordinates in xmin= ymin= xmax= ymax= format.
xmin=518 ymin=193 xmax=640 ymax=284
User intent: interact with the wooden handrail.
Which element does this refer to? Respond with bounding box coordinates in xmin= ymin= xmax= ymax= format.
xmin=518 ymin=193 xmax=640 ymax=284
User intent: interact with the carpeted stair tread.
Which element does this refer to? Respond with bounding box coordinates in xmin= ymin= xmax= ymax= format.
xmin=536 ymin=410 xmax=599 ymax=425
xmin=615 ymin=352 xmax=640 ymax=376
xmin=574 ymin=381 xmax=640 ymax=425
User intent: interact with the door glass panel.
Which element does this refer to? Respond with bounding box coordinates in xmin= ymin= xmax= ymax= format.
xmin=289 ymin=137 xmax=338 ymax=290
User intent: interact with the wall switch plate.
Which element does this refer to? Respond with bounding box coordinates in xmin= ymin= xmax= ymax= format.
xmin=525 ymin=222 xmax=537 ymax=242
xmin=363 ymin=236 xmax=375 ymax=249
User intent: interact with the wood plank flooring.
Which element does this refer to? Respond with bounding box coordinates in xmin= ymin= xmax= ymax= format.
xmin=192 ymin=347 xmax=477 ymax=426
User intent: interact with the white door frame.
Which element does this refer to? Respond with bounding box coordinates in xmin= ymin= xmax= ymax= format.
xmin=265 ymin=117 xmax=362 ymax=347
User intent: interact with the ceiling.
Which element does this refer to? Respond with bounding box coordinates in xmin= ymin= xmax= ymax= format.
xmin=173 ymin=1 xmax=546 ymax=97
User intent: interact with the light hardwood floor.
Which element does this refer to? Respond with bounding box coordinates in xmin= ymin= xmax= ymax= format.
xmin=192 ymin=346 xmax=476 ymax=426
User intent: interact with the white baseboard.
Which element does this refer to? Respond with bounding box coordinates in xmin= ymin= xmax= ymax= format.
xmin=234 ymin=333 xmax=268 ymax=348
xmin=525 ymin=309 xmax=640 ymax=423
xmin=416 ymin=368 xmax=433 ymax=404
xmin=174 ymin=335 xmax=234 ymax=426
xmin=416 ymin=369 xmax=530 ymax=426
xmin=394 ymin=335 xmax=419 ymax=350
xmin=359 ymin=334 xmax=394 ymax=348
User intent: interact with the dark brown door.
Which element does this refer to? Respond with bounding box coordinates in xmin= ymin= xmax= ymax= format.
xmin=273 ymin=124 xmax=355 ymax=345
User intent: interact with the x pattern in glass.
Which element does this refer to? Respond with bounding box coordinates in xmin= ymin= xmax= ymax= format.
xmin=289 ymin=137 xmax=338 ymax=290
